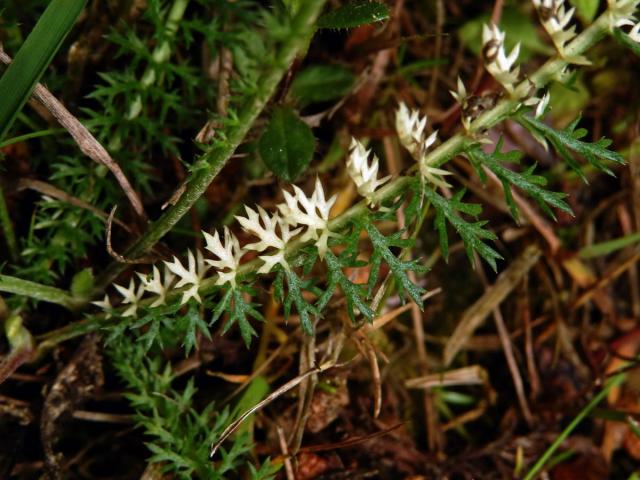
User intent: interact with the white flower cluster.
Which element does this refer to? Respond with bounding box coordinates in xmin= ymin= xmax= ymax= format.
xmin=449 ymin=77 xmax=473 ymax=131
xmin=395 ymin=102 xmax=450 ymax=188
xmin=534 ymin=91 xmax=551 ymax=118
xmin=97 ymin=141 xmax=396 ymax=316
xmin=347 ymin=138 xmax=391 ymax=206
xmin=278 ymin=178 xmax=337 ymax=259
xmin=482 ymin=24 xmax=521 ymax=95
xmin=607 ymin=0 xmax=640 ymax=31
xmin=532 ymin=0 xmax=580 ymax=59
xmin=609 ymin=0 xmax=640 ymax=41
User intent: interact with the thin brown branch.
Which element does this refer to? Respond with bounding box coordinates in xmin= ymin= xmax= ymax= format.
xmin=14 ymin=179 xmax=132 ymax=233
xmin=106 ymin=207 xmax=155 ymax=264
xmin=210 ymin=359 xmax=337 ymax=458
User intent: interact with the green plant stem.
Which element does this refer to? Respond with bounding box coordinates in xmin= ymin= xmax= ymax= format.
xmin=0 ymin=184 xmax=18 ymax=262
xmin=0 ymin=274 xmax=83 ymax=310
xmin=523 ymin=372 xmax=626 ymax=480
xmin=92 ymin=1 xmax=328 ymax=296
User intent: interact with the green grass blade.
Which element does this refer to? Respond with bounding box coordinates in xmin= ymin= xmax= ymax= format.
xmin=523 ymin=373 xmax=626 ymax=480
xmin=0 ymin=0 xmax=86 ymax=140
xmin=579 ymin=232 xmax=640 ymax=259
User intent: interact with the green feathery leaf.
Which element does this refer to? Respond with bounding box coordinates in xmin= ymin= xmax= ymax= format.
xmin=318 ymin=249 xmax=374 ymax=322
xmin=466 ymin=139 xmax=572 ymax=221
xmin=279 ymin=269 xmax=319 ymax=335
xmin=212 ymin=287 xmax=263 ymax=347
xmin=364 ymin=222 xmax=427 ymax=307
xmin=179 ymin=304 xmax=212 ymax=356
xmin=422 ymin=186 xmax=502 ymax=270
xmin=518 ymin=114 xmax=625 ymax=181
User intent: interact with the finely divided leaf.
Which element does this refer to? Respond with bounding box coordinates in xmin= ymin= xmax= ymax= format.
xmin=364 ymin=223 xmax=427 ymax=307
xmin=422 ymin=187 xmax=502 ymax=270
xmin=179 ymin=304 xmax=212 ymax=356
xmin=229 ymin=289 xmax=263 ymax=348
xmin=283 ymin=269 xmax=319 ymax=335
xmin=466 ymin=140 xmax=572 ymax=221
xmin=318 ymin=250 xmax=374 ymax=322
xmin=518 ymin=114 xmax=625 ymax=181
xmin=211 ymin=287 xmax=263 ymax=347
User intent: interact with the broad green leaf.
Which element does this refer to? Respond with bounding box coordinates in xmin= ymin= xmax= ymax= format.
xmin=458 ymin=8 xmax=553 ymax=61
xmin=570 ymin=0 xmax=599 ymax=23
xmin=70 ymin=268 xmax=94 ymax=298
xmin=518 ymin=114 xmax=625 ymax=182
xmin=466 ymin=140 xmax=572 ymax=222
xmin=290 ymin=64 xmax=355 ymax=106
xmin=0 ymin=0 xmax=86 ymax=140
xmin=317 ymin=1 xmax=389 ymax=29
xmin=258 ymin=106 xmax=315 ymax=182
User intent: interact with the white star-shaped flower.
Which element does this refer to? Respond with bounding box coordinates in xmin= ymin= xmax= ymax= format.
xmin=203 ymin=226 xmax=245 ymax=287
xmin=395 ymin=102 xmax=438 ymax=160
xmin=607 ymin=0 xmax=640 ymax=30
xmin=449 ymin=76 xmax=468 ymax=105
xmin=420 ymin=164 xmax=453 ymax=189
xmin=482 ymin=23 xmax=521 ymax=94
xmin=256 ymin=218 xmax=299 ymax=274
xmin=395 ymin=102 xmax=443 ymax=185
xmin=92 ymin=294 xmax=113 ymax=318
xmin=164 ymin=249 xmax=208 ymax=304
xmin=236 ymin=206 xmax=300 ymax=273
xmin=534 ymin=91 xmax=551 ymax=118
xmin=533 ymin=0 xmax=578 ymax=57
xmin=449 ymin=77 xmax=474 ymax=130
xmin=277 ymin=178 xmax=336 ymax=258
xmin=137 ymin=265 xmax=175 ymax=307
xmin=346 ymin=138 xmax=391 ymax=206
xmin=114 ymin=278 xmax=144 ymax=317
xmin=629 ymin=22 xmax=640 ymax=42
